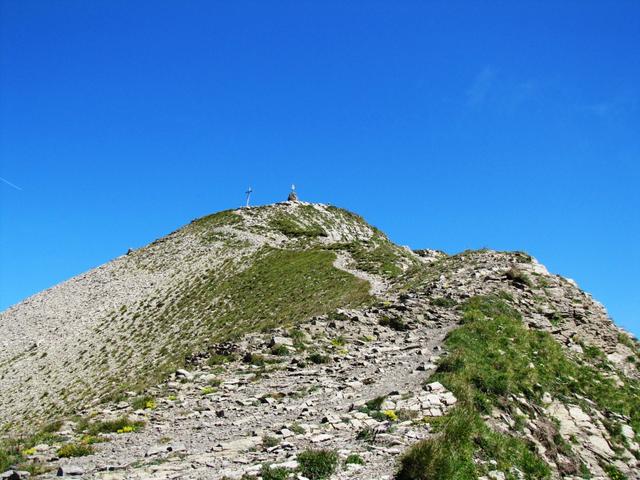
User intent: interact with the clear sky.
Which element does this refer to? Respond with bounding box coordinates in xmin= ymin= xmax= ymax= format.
xmin=1 ymin=1 xmax=638 ymax=336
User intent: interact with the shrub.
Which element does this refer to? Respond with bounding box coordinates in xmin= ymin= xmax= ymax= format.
xmin=201 ymin=386 xmax=216 ymax=395
xmin=379 ymin=316 xmax=408 ymax=331
xmin=308 ymin=353 xmax=330 ymax=364
xmin=396 ymin=407 xmax=481 ymax=480
xmin=131 ymin=395 xmax=156 ymax=410
xmin=430 ymin=297 xmax=457 ymax=308
xmin=344 ymin=453 xmax=364 ymax=465
xmin=260 ymin=464 xmax=291 ymax=480
xmin=618 ymin=332 xmax=637 ymax=349
xmin=57 ymin=443 xmax=94 ymax=458
xmin=383 ymin=410 xmax=398 ymax=421
xmin=365 ymin=396 xmax=386 ymax=410
xmin=243 ymin=352 xmax=266 ymax=366
xmin=601 ymin=463 xmax=627 ymax=480
xmin=87 ymin=416 xmax=144 ymax=435
xmin=297 ymin=449 xmax=339 ymax=480
xmin=262 ymin=435 xmax=280 ymax=448
xmin=289 ymin=422 xmax=305 ymax=434
xmin=208 ymin=353 xmax=234 ymax=366
xmin=289 ymin=328 xmax=307 ymax=349
xmin=270 ymin=345 xmax=290 ymax=356
xmin=358 ymin=396 xmax=388 ymax=421
xmin=505 ymin=268 xmax=533 ymax=288
xmin=356 ymin=426 xmax=377 ymax=443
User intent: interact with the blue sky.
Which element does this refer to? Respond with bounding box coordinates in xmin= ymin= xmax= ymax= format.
xmin=1 ymin=1 xmax=638 ymax=336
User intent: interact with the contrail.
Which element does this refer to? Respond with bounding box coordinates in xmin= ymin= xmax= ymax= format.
xmin=0 ymin=176 xmax=22 ymax=191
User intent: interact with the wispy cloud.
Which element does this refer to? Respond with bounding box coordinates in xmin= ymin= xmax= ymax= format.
xmin=466 ymin=67 xmax=496 ymax=106
xmin=465 ymin=67 xmax=538 ymax=112
xmin=580 ymin=94 xmax=638 ymax=118
xmin=0 ymin=176 xmax=23 ymax=191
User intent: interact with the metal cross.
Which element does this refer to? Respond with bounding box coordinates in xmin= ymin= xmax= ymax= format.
xmin=245 ymin=187 xmax=253 ymax=208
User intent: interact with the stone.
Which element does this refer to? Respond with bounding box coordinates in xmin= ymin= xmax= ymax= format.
xmin=270 ymin=336 xmax=294 ymax=348
xmin=217 ymin=437 xmax=261 ymax=453
xmin=176 ymin=369 xmax=193 ymax=380
xmin=56 ymin=466 xmax=84 ymax=477
xmin=425 ymin=382 xmax=445 ymax=393
xmin=273 ymin=460 xmax=299 ymax=470
xmin=586 ymin=434 xmax=615 ymax=458
xmin=1 ymin=471 xmax=30 ymax=480
xmin=310 ymin=433 xmax=333 ymax=443
xmin=621 ymin=424 xmax=635 ymax=440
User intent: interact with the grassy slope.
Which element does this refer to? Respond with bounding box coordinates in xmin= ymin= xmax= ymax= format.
xmin=397 ymin=296 xmax=640 ymax=480
xmin=93 ymin=246 xmax=372 ymax=401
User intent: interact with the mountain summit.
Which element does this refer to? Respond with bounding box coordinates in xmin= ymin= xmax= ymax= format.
xmin=1 ymin=202 xmax=638 ymax=480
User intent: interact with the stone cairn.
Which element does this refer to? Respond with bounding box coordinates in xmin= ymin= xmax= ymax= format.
xmin=288 ymin=185 xmax=298 ymax=202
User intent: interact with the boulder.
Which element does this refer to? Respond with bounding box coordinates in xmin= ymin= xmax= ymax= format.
xmin=176 ymin=369 xmax=193 ymax=380
xmin=56 ymin=466 xmax=84 ymax=477
xmin=1 ymin=471 xmax=30 ymax=480
xmin=270 ymin=336 xmax=293 ymax=348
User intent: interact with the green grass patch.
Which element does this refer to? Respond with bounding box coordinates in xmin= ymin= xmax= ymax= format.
xmin=0 ymin=422 xmax=64 ymax=473
xmin=328 ymin=239 xmax=406 ymax=277
xmin=131 ymin=395 xmax=156 ymax=410
xmin=191 ymin=210 xmax=243 ymax=229
xmin=86 ymin=416 xmax=144 ymax=435
xmin=344 ymin=453 xmax=365 ymax=465
xmin=211 ymin=248 xmax=371 ymax=338
xmin=270 ymin=213 xmax=327 ymax=238
xmin=431 ymin=297 xmax=457 ymax=308
xmin=57 ymin=443 xmax=94 ymax=458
